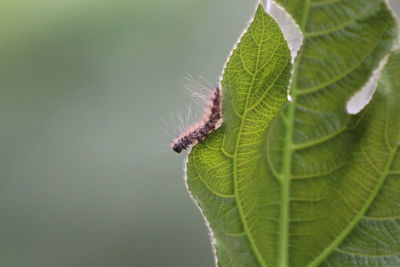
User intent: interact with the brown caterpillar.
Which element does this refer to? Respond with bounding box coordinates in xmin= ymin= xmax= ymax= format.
xmin=171 ymin=87 xmax=221 ymax=153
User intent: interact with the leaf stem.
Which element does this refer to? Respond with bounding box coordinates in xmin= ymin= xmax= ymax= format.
xmin=278 ymin=101 xmax=296 ymax=267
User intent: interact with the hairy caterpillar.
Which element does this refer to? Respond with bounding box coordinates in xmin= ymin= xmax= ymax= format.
xmin=171 ymin=86 xmax=222 ymax=153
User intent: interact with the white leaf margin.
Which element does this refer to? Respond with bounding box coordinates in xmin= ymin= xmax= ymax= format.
xmin=346 ymin=56 xmax=389 ymax=114
xmin=264 ymin=0 xmax=303 ymax=64
xmin=263 ymin=0 xmax=303 ymax=101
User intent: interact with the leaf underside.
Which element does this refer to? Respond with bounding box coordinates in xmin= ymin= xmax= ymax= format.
xmin=186 ymin=1 xmax=399 ymax=267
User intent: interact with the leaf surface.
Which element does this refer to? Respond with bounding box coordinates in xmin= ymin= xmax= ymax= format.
xmin=319 ymin=48 xmax=400 ymax=267
xmin=185 ymin=1 xmax=399 ymax=266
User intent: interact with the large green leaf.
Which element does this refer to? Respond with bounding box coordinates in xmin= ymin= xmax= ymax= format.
xmin=185 ymin=1 xmax=398 ymax=266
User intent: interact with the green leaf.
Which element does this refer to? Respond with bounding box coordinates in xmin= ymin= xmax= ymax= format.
xmin=318 ymin=49 xmax=400 ymax=267
xmin=185 ymin=1 xmax=399 ymax=266
xmin=187 ymin=5 xmax=292 ymax=266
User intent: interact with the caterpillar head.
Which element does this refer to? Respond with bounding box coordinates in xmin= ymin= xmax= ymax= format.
xmin=172 ymin=142 xmax=184 ymax=153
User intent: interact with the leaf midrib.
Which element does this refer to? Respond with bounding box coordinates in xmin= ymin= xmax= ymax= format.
xmin=276 ymin=1 xmax=312 ymax=267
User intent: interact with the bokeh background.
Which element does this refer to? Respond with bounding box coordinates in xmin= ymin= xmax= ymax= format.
xmin=0 ymin=1 xmax=399 ymax=266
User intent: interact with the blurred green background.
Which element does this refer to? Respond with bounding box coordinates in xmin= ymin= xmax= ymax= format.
xmin=0 ymin=1 xmax=399 ymax=266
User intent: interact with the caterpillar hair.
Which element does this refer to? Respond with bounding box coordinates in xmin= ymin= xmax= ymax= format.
xmin=171 ymin=86 xmax=222 ymax=153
